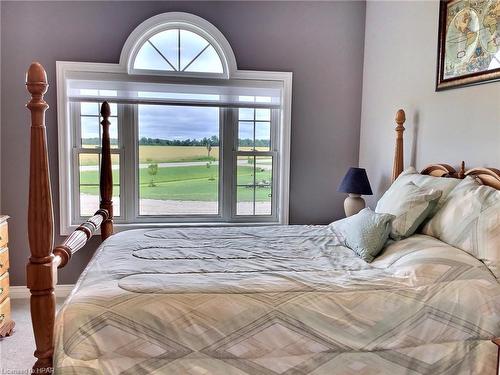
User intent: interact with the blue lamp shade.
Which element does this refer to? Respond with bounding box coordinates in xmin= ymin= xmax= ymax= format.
xmin=337 ymin=167 xmax=373 ymax=195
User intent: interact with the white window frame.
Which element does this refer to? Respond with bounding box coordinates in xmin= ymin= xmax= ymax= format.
xmin=122 ymin=12 xmax=236 ymax=79
xmin=56 ymin=12 xmax=292 ymax=235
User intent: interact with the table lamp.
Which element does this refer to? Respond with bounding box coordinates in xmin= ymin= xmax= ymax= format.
xmin=337 ymin=167 xmax=373 ymax=217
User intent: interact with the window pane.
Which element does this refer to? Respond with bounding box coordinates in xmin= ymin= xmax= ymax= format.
xmin=238 ymin=108 xmax=254 ymax=121
xmin=79 ymin=154 xmax=99 ymax=216
xmin=79 ymin=154 xmax=120 ymax=217
xmin=236 ymin=156 xmax=272 ymax=216
xmin=238 ymin=108 xmax=272 ymax=151
xmin=255 ymin=122 xmax=271 ymax=151
xmin=101 ymin=117 xmax=119 ymax=149
xmin=256 ymin=96 xmax=272 ymax=103
xmin=238 ymin=122 xmax=254 ymax=151
xmin=180 ymin=30 xmax=210 ymax=71
xmin=185 ymin=45 xmax=223 ymax=73
xmin=237 ymin=155 xmax=255 ymax=186
xmin=80 ymin=89 xmax=98 ymax=96
xmin=255 ymin=108 xmax=270 ymax=121
xmin=109 ymin=103 xmax=117 ymax=116
xmin=134 ymin=41 xmax=175 ymax=71
xmin=81 ymin=116 xmax=100 ymax=148
xmin=81 ymin=103 xmax=119 ymax=148
xmin=236 ymin=186 xmax=254 ymax=216
xmin=254 ymin=155 xmax=272 ymax=215
xmin=149 ymin=29 xmax=179 ymax=70
xmin=111 ymin=154 xmax=121 ymax=217
xmin=138 ymin=104 xmax=220 ymax=215
xmin=81 ymin=102 xmax=99 ymax=116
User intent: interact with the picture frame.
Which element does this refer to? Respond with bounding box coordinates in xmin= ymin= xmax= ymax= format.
xmin=436 ymin=0 xmax=500 ymax=91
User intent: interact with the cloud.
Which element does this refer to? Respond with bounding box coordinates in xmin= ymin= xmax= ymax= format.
xmin=81 ymin=104 xmax=271 ymax=142
xmin=138 ymin=105 xmax=219 ymax=140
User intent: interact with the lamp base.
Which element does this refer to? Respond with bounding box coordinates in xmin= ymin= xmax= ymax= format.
xmin=344 ymin=194 xmax=365 ymax=217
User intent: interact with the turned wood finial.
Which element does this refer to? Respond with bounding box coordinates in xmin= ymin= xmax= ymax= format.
xmin=458 ymin=161 xmax=466 ymax=179
xmin=26 ymin=62 xmax=48 ymax=90
xmin=100 ymin=101 xmax=111 ymax=118
xmin=26 ymin=62 xmax=49 ymax=131
xmin=395 ymin=109 xmax=406 ymax=125
xmin=392 ymin=109 xmax=406 ymax=182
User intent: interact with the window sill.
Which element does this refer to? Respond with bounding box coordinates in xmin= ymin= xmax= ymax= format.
xmin=61 ymin=221 xmax=283 ymax=236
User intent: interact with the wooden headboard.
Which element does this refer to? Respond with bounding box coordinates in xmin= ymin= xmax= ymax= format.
xmin=392 ymin=110 xmax=500 ymax=190
xmin=23 ymin=64 xmax=500 ymax=371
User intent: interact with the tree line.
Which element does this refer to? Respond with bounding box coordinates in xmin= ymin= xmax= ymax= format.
xmin=82 ymin=136 xmax=270 ymax=147
xmin=139 ymin=136 xmax=220 ymax=146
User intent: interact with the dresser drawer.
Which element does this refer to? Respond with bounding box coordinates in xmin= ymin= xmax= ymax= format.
xmin=0 ymin=222 xmax=8 ymax=249
xmin=0 ymin=248 xmax=8 ymax=274
xmin=0 ymin=273 xmax=9 ymax=303
xmin=0 ymin=297 xmax=11 ymax=326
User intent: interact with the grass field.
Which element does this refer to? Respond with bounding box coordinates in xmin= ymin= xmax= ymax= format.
xmin=79 ymin=145 xmax=269 ymax=165
xmin=139 ymin=145 xmax=219 ymax=164
xmin=79 ymin=163 xmax=272 ymax=202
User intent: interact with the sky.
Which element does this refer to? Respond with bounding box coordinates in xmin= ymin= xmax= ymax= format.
xmin=139 ymin=105 xmax=220 ymax=139
xmin=138 ymin=105 xmax=271 ymax=141
xmin=81 ymin=103 xmax=270 ymax=141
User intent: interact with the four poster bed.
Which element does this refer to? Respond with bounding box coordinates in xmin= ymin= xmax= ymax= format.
xmin=26 ymin=62 xmax=500 ymax=374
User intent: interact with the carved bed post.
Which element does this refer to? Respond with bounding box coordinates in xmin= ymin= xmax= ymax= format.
xmin=392 ymin=109 xmax=406 ymax=182
xmin=25 ymin=62 xmax=56 ymax=371
xmin=99 ymin=102 xmax=114 ymax=240
xmin=24 ymin=63 xmax=114 ymax=371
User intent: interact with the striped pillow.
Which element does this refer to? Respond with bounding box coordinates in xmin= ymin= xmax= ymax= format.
xmin=390 ymin=167 xmax=460 ymax=215
xmin=422 ymin=177 xmax=500 ymax=278
xmin=376 ymin=181 xmax=442 ymax=240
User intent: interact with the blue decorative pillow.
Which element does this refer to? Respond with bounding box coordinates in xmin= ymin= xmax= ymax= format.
xmin=331 ymin=208 xmax=395 ymax=262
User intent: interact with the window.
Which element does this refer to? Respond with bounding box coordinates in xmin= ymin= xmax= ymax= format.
xmin=74 ymin=101 xmax=121 ymax=217
xmin=134 ymin=29 xmax=223 ymax=73
xmin=57 ymin=12 xmax=292 ymax=233
xmin=236 ymin=108 xmax=274 ymax=216
xmin=137 ymin=104 xmax=221 ymax=216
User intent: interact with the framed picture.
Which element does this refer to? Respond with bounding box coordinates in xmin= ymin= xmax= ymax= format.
xmin=436 ymin=0 xmax=500 ymax=91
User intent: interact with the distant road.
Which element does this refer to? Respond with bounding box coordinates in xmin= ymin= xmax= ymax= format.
xmin=80 ymin=159 xmax=272 ymax=172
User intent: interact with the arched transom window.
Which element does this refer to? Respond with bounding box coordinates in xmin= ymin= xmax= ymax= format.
xmin=134 ymin=29 xmax=224 ymax=73
xmin=123 ymin=12 xmax=236 ymax=78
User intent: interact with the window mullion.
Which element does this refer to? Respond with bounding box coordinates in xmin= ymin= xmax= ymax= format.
xmin=271 ymin=108 xmax=280 ymax=219
xmin=72 ymin=103 xmax=82 ymax=223
xmin=222 ymin=107 xmax=235 ymax=220
xmin=121 ymin=103 xmax=136 ymax=223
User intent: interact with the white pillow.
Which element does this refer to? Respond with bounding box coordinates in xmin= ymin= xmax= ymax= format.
xmin=390 ymin=167 xmax=461 ymax=215
xmin=376 ymin=181 xmax=442 ymax=240
xmin=422 ymin=177 xmax=500 ymax=278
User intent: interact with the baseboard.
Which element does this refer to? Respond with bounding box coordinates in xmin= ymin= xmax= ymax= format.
xmin=10 ymin=284 xmax=75 ymax=299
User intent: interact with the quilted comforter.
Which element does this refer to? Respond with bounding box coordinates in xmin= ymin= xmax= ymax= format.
xmin=54 ymin=225 xmax=500 ymax=374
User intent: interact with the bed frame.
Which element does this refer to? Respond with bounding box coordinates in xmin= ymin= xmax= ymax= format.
xmin=25 ymin=62 xmax=500 ymax=371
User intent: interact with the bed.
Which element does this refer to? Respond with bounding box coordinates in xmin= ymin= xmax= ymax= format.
xmin=54 ymin=227 xmax=499 ymax=374
xmin=24 ymin=62 xmax=500 ymax=374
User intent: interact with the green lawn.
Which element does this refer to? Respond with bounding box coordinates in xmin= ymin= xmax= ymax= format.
xmin=79 ymin=164 xmax=272 ymax=202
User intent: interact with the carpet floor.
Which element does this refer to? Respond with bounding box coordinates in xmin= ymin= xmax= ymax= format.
xmin=0 ymin=298 xmax=64 ymax=372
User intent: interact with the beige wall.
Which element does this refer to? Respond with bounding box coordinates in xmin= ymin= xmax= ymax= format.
xmin=359 ymin=0 xmax=500 ymax=206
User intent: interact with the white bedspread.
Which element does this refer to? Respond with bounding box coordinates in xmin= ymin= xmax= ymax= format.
xmin=54 ymin=225 xmax=500 ymax=374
